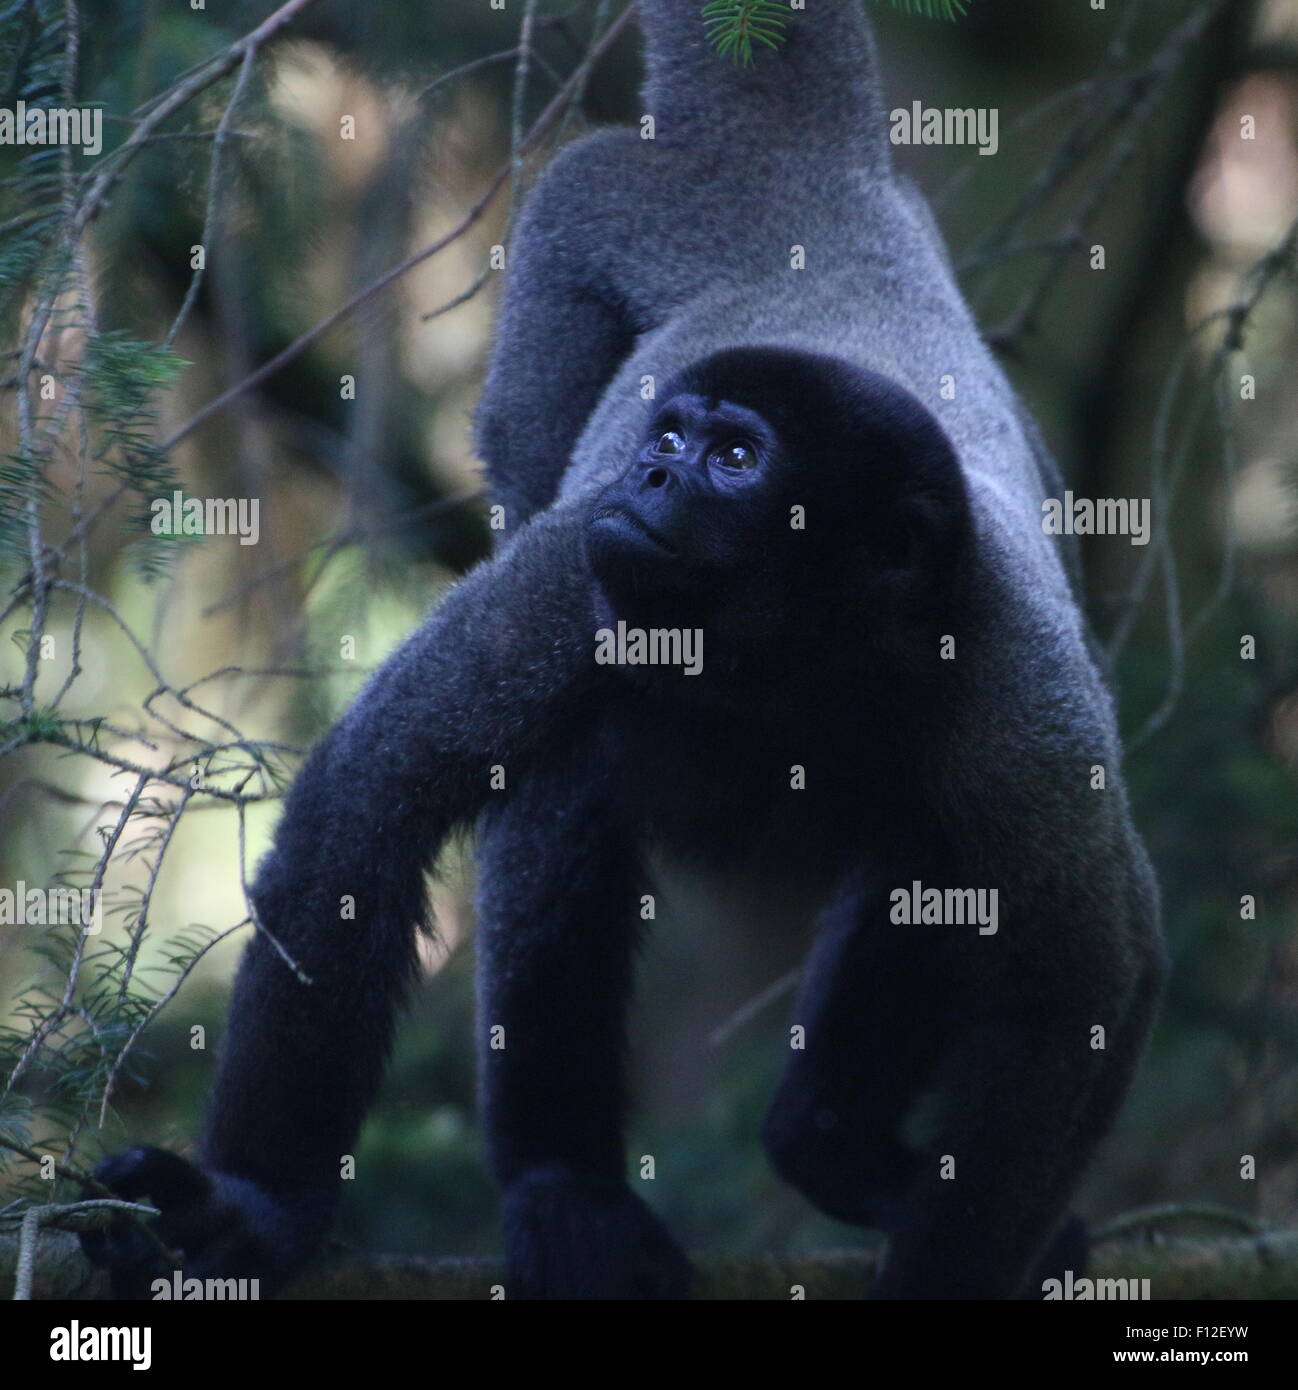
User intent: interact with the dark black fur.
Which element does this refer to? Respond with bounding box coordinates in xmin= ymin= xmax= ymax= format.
xmin=85 ymin=352 xmax=1161 ymax=1301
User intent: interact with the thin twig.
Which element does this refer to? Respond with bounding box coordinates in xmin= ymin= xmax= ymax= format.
xmin=155 ymin=4 xmax=636 ymax=455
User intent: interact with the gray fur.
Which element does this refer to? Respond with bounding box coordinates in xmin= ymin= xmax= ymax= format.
xmin=479 ymin=0 xmax=1146 ymax=904
xmin=473 ymin=0 xmax=1164 ymax=1296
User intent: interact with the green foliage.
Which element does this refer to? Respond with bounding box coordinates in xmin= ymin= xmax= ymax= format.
xmin=0 ymin=0 xmax=69 ymax=329
xmin=0 ymin=0 xmax=70 ymax=567
xmin=78 ymin=333 xmax=188 ymax=579
xmin=702 ymin=1 xmax=789 ymax=65
xmin=0 ymin=708 xmax=63 ymax=743
xmin=0 ymin=193 xmax=60 ymax=332
xmin=883 ymin=0 xmax=968 ymax=18
xmin=0 ymin=329 xmax=188 ymax=579
xmin=79 ymin=334 xmax=187 ymax=480
xmin=0 ymin=916 xmax=141 ymax=1195
xmin=0 ymin=447 xmax=47 ymax=572
xmin=702 ymin=0 xmax=969 ymax=64
xmin=0 ymin=874 xmax=227 ymax=1202
xmin=0 ymin=1 xmax=194 ymax=586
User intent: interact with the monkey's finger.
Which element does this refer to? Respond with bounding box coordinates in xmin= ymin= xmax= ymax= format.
xmin=93 ymin=1145 xmax=213 ymax=1210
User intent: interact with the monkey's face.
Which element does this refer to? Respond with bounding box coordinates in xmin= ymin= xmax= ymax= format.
xmin=585 ymin=349 xmax=972 ymax=648
xmin=586 ymin=393 xmax=789 ymax=622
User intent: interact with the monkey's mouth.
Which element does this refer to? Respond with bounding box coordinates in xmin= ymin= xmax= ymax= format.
xmin=588 ymin=505 xmax=678 ymax=557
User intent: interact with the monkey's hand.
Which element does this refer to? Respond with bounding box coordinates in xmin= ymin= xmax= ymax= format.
xmin=78 ymin=1147 xmax=327 ymax=1299
xmin=501 ymin=1167 xmax=691 ymax=1300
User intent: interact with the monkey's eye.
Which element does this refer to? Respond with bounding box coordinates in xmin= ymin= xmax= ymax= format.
xmin=654 ymin=431 xmax=685 ymax=455
xmin=710 ymin=441 xmax=758 ymax=471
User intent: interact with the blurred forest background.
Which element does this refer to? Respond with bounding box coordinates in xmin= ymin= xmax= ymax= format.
xmin=3 ymin=0 xmax=1298 ymax=1271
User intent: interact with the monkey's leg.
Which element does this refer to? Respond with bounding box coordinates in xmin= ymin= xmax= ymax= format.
xmin=201 ymin=510 xmax=598 ymax=1198
xmin=85 ymin=511 xmax=605 ymax=1294
xmin=1023 ymin=957 xmax=1164 ymax=1295
xmin=761 ymin=871 xmax=952 ymax=1231
xmin=476 ymin=747 xmax=690 ymax=1300
xmin=870 ymin=939 xmax=1162 ymax=1301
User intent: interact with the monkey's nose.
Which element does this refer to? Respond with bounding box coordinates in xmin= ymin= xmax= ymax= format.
xmin=644 ymin=466 xmax=670 ymax=489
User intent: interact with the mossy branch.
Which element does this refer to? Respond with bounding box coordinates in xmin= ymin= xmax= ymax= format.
xmin=8 ymin=1229 xmax=1298 ymax=1300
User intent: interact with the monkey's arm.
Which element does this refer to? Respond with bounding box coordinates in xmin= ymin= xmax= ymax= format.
xmin=474 ymin=131 xmax=641 ymax=524
xmin=83 ymin=510 xmax=601 ymax=1295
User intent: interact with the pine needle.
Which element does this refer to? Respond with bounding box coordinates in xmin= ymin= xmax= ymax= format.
xmin=701 ymin=1 xmax=790 ymax=66
xmin=702 ymin=0 xmax=970 ymax=67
